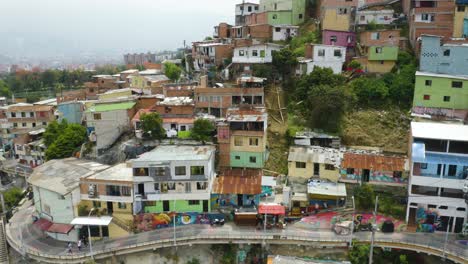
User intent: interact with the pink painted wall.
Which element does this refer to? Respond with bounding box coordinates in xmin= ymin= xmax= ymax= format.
xmin=322 ymin=30 xmax=356 ymax=48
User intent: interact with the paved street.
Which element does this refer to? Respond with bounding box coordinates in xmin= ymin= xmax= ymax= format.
xmin=6 ymin=200 xmax=468 ymax=262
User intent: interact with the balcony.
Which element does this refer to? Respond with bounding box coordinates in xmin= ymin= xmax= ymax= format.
xmin=412 ymin=158 xmax=468 ymax=180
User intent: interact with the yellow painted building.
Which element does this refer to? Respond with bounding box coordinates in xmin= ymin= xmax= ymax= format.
xmin=287 ymin=146 xmax=342 ymax=182
xmin=453 ymin=5 xmax=468 ymax=38
xmin=230 ymin=132 xmax=266 ymax=153
xmin=321 ymin=8 xmax=351 ymax=31
xmin=365 ymin=60 xmax=396 ymax=73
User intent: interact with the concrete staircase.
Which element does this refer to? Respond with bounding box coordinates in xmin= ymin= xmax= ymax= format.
xmin=112 ymin=215 xmax=133 ymax=234
xmin=0 ymin=219 xmax=9 ymax=264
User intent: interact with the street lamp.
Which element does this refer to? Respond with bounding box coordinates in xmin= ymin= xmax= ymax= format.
xmin=88 ymin=207 xmax=96 ymax=259
xmin=349 ymin=196 xmax=355 ymax=248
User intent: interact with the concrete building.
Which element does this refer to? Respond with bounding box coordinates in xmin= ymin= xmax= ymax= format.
xmin=124 ymin=52 xmax=156 ymax=66
xmin=357 ymin=29 xmax=400 ymax=73
xmin=218 ymin=107 xmax=268 ymax=169
xmin=419 ymin=35 xmax=468 ymax=76
xmin=57 ymin=101 xmax=84 ymax=124
xmin=296 ymin=44 xmax=346 ymax=75
xmin=132 ymin=145 xmax=216 ymax=214
xmin=29 ymin=158 xmax=109 ymax=242
xmin=233 ymin=43 xmax=283 ymax=64
xmin=294 ymin=131 xmax=341 ymax=148
xmin=194 ymin=76 xmax=265 ymax=118
xmin=78 ymin=163 xmax=134 ymax=238
xmin=192 ymin=42 xmax=234 ymax=71
xmin=272 ymin=25 xmax=299 ymax=41
xmin=407 ymin=122 xmax=468 ymax=233
xmin=259 ymin=0 xmax=307 ymax=25
xmin=288 ymin=146 xmax=342 ymax=182
xmin=321 ymin=7 xmax=354 ymax=32
xmin=13 ymin=128 xmax=46 ymax=168
xmin=356 ymin=9 xmax=396 ymax=25
xmin=236 ymin=2 xmax=260 ymax=26
xmin=214 ymin=22 xmax=233 ymax=38
xmin=85 ymin=101 xmax=137 ymax=153
xmin=5 ymin=103 xmax=55 ymax=141
xmin=340 ymin=150 xmax=409 ymax=186
xmin=322 ymin=30 xmax=356 ymax=50
xmin=454 ymin=0 xmax=468 ymax=38
xmin=412 ymin=71 xmax=468 ymax=120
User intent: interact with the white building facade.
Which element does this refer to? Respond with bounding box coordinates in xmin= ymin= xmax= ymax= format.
xmin=297 ymin=44 xmax=346 ymax=75
xmin=407 ymin=122 xmax=468 ymax=233
xmin=356 ymin=10 xmax=395 ymax=25
xmin=232 ymin=43 xmax=283 ymax=64
xmin=272 ymin=25 xmax=299 ymax=41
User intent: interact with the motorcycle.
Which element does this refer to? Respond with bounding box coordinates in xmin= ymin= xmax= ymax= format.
xmin=210 ymin=218 xmax=225 ymax=226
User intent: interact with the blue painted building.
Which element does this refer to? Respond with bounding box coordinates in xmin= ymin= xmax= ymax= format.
xmin=57 ymin=102 xmax=84 ymax=124
xmin=419 ymin=35 xmax=468 ymax=76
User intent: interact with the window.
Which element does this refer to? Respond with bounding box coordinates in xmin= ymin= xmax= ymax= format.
xmin=346 ymin=168 xmax=355 ymax=174
xmin=188 ymin=200 xmax=200 ymax=205
xmin=32 ymin=122 xmax=36 ymax=127
xmin=42 ymin=122 xmax=47 ymax=126
xmin=239 ymin=6 xmax=243 ymax=11
xmin=235 ymin=156 xmax=240 ymax=160
xmin=295 ymin=162 xmax=306 ymax=168
xmin=133 ymin=168 xmax=148 ymax=176
xmin=274 ymin=3 xmax=277 ymax=10
xmin=154 ymin=183 xmax=160 ymax=191
xmin=318 ymin=49 xmax=325 ymax=57
xmin=93 ymin=201 xmax=101 ymax=208
xmin=298 ymin=14 xmax=303 ymax=19
xmin=425 ymin=80 xmax=432 ymax=86
xmin=13 ymin=123 xmax=17 ymax=128
xmin=185 ymin=182 xmax=191 ymax=192
xmin=420 ymin=163 xmax=428 ymax=169
xmin=443 ymin=49 xmax=450 ymax=56
xmin=375 ymin=47 xmax=383 ymax=53
xmin=249 ymin=156 xmax=257 ymax=163
xmin=252 ymin=50 xmax=258 ymax=57
xmin=443 ymin=96 xmax=451 ymax=102
xmin=175 ymin=166 xmax=186 ymax=176
xmin=167 ymin=182 xmax=176 ymax=190
xmin=93 ymin=113 xmax=101 ymax=120
xmin=29 ymin=112 xmax=34 ymax=117
xmin=58 ymin=195 xmax=65 ymax=200
xmin=371 ymin=32 xmax=380 ymax=40
xmin=11 ymin=113 xmax=16 ymax=118
xmin=439 ymin=205 xmax=448 ymax=210
xmin=154 ymin=167 xmax=165 ymax=176
xmin=420 ymin=13 xmax=435 ymax=22
xmin=448 ymin=165 xmax=457 ymax=176
xmin=325 ymin=164 xmax=334 ymax=170
xmin=198 ymin=96 xmax=208 ymax=102
xmin=211 ymin=96 xmax=221 ymax=102
xmin=121 ymin=186 xmax=131 ymax=196
xmin=22 ymin=123 xmax=27 ymax=127
xmin=239 ymin=50 xmax=245 ymax=56
xmin=249 ymin=137 xmax=259 ymax=146
xmin=330 ymin=36 xmax=337 ymax=43
xmin=197 ymin=182 xmax=207 ymax=190
xmin=393 ymin=171 xmax=402 ymax=178
xmin=272 ymin=14 xmax=277 ymax=19
xmin=428 ymin=204 xmax=437 ymax=209
xmin=118 ymin=202 xmax=126 ymax=209
xmin=334 ymin=49 xmax=342 ymax=57
xmin=248 ymin=6 xmax=252 ymax=12
xmin=106 ymin=185 xmax=121 ymax=196
xmin=458 ymin=5 xmax=465 ymax=12
xmin=338 ymin=8 xmax=347 ymax=14
xmin=190 ymin=166 xmax=204 ymax=175
xmin=423 ymin=94 xmax=430 ymax=100
xmin=275 ymin=27 xmax=281 ymax=32
xmin=234 ymin=137 xmax=243 ymax=146
xmin=452 ymin=81 xmax=463 ymax=88
xmin=255 ymin=6 xmax=259 ymax=10
xmin=21 ymin=112 xmax=26 ymax=117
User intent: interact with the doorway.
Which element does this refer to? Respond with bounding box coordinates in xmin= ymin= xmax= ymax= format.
xmin=163 ymin=200 xmax=170 ymax=211
xmin=107 ymin=202 xmax=113 ymax=215
xmin=203 ymin=200 xmax=209 ymax=212
xmin=408 ymin=207 xmax=417 ymax=226
xmin=313 ymin=163 xmax=320 ymax=176
xmin=362 ymin=169 xmax=370 ymax=182
xmin=237 ymin=194 xmax=244 ymax=207
xmin=137 ymin=183 xmax=144 ymax=195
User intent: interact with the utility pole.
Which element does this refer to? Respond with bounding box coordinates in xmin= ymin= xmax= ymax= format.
xmin=173 ymin=199 xmax=176 ymax=246
xmin=349 ymin=196 xmax=355 ymax=248
xmin=369 ymin=195 xmax=378 ymax=264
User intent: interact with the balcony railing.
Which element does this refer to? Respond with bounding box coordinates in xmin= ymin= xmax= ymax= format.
xmin=412 ymin=162 xmax=468 ymax=180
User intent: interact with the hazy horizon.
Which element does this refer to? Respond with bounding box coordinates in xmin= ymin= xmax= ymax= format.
xmin=0 ymin=0 xmax=246 ymax=62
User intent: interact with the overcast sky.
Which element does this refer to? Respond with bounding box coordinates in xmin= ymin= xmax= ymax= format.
xmin=0 ymin=0 xmax=247 ymax=60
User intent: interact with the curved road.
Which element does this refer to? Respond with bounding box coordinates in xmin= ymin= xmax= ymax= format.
xmin=6 ymin=201 xmax=468 ymax=263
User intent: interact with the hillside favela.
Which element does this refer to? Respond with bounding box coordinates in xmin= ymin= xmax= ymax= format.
xmin=0 ymin=0 xmax=467 ymax=263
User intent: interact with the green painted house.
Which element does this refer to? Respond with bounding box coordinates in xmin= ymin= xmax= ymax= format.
xmin=368 ymin=46 xmax=398 ymax=61
xmin=413 ymin=71 xmax=468 ymax=110
xmin=261 ymin=0 xmax=307 ymax=25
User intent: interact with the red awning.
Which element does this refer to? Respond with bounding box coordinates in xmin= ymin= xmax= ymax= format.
xmin=33 ymin=218 xmax=53 ymax=231
xmin=47 ymin=223 xmax=74 ymax=234
xmin=258 ymin=204 xmax=285 ymax=215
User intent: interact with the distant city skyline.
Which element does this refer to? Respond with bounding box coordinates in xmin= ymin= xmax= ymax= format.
xmin=0 ymin=0 xmax=246 ymax=62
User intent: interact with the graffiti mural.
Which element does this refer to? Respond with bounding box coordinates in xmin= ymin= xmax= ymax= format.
xmin=415 ymin=207 xmax=439 ymax=233
xmin=133 ymin=212 xmax=215 ymax=232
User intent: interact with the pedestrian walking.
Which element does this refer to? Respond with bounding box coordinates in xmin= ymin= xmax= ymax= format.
xmin=77 ymin=239 xmax=82 ymax=251
xmin=67 ymin=242 xmax=73 ymax=254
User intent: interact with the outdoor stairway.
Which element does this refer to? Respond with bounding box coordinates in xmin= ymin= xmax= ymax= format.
xmin=112 ymin=215 xmax=133 ymax=233
xmin=0 ymin=219 xmax=9 ymax=264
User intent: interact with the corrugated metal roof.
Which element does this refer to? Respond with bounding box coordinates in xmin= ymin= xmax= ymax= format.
xmin=341 ymin=152 xmax=406 ymax=171
xmin=212 ymin=168 xmax=262 ymax=195
xmin=86 ymin=101 xmax=136 ymax=113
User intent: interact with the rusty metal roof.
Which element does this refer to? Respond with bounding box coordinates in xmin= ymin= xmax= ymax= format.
xmin=341 ymin=153 xmax=406 ymax=171
xmin=212 ymin=168 xmax=262 ymax=195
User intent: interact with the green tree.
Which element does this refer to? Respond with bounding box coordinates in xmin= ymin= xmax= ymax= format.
xmin=41 ymin=69 xmax=59 ymax=87
xmin=349 ymin=244 xmax=370 ymax=264
xmin=140 ymin=112 xmax=166 ymax=140
xmin=44 ymin=120 xmax=68 ymax=147
xmin=350 ymin=77 xmax=389 ymax=108
xmin=45 ymin=124 xmax=87 ymax=160
xmin=354 ymin=184 xmax=375 ymax=210
xmin=3 ymin=187 xmax=23 ymax=209
xmin=399 ymin=254 xmax=409 ymax=264
xmin=272 ymin=48 xmax=298 ymax=80
xmin=186 ymin=258 xmax=201 ymax=264
xmin=164 ymin=62 xmax=182 ymax=82
xmin=191 ymin=119 xmax=215 ymax=144
xmin=294 ymin=67 xmax=346 ymax=100
xmin=0 ymin=80 xmax=11 ymax=98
